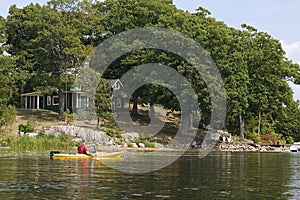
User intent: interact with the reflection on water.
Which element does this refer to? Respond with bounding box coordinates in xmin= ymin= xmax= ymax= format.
xmin=287 ymin=153 xmax=300 ymax=200
xmin=0 ymin=151 xmax=298 ymax=199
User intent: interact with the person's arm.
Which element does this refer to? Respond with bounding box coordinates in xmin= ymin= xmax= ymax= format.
xmin=83 ymin=145 xmax=92 ymax=155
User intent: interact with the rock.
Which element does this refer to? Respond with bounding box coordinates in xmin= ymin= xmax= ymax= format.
xmin=72 ymin=138 xmax=82 ymax=142
xmin=138 ymin=143 xmax=145 ymax=148
xmin=132 ymin=143 xmax=138 ymax=148
xmin=27 ymin=132 xmax=38 ymax=137
xmin=122 ymin=132 xmax=140 ymax=142
xmin=216 ymin=141 xmax=287 ymax=152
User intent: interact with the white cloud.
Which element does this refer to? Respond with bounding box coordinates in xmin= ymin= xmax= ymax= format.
xmin=281 ymin=40 xmax=300 ymax=64
xmin=281 ymin=40 xmax=300 ymax=100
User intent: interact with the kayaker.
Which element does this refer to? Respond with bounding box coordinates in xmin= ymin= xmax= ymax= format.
xmin=78 ymin=138 xmax=91 ymax=155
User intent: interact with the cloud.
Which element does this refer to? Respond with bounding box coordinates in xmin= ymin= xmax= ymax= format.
xmin=281 ymin=40 xmax=300 ymax=100
xmin=281 ymin=40 xmax=300 ymax=64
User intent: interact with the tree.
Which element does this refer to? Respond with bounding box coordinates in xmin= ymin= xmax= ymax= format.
xmin=0 ymin=55 xmax=18 ymax=130
xmin=94 ymin=79 xmax=112 ymax=129
xmin=6 ymin=3 xmax=89 ymax=119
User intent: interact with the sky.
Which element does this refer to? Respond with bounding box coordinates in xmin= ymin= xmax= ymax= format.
xmin=1 ymin=0 xmax=300 ymax=99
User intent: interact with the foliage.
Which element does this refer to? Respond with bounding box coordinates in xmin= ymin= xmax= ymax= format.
xmin=105 ymin=128 xmax=115 ymax=137
xmin=126 ymin=142 xmax=133 ymax=147
xmin=0 ymin=105 xmax=17 ymax=128
xmin=285 ymin=136 xmax=294 ymax=144
xmin=115 ymin=138 xmax=122 ymax=145
xmin=1 ymin=132 xmax=76 ymax=150
xmin=0 ymin=0 xmax=299 ymax=141
xmin=18 ymin=123 xmax=34 ymax=134
xmin=105 ymin=128 xmax=122 ymax=138
xmin=144 ymin=140 xmax=155 ymax=148
xmin=63 ymin=109 xmax=76 ymax=124
xmin=247 ymin=132 xmax=261 ymax=144
xmin=94 ymin=78 xmax=112 ymax=128
xmin=135 ymin=139 xmax=141 ymax=144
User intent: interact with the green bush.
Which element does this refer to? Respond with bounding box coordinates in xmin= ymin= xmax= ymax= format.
xmin=116 ymin=130 xmax=122 ymax=138
xmin=270 ymin=132 xmax=282 ymax=141
xmin=144 ymin=141 xmax=155 ymax=148
xmin=135 ymin=139 xmax=141 ymax=144
xmin=63 ymin=109 xmax=75 ymax=124
xmin=105 ymin=129 xmax=122 ymax=138
xmin=106 ymin=128 xmax=115 ymax=137
xmin=247 ymin=132 xmax=261 ymax=143
xmin=115 ymin=138 xmax=122 ymax=145
xmin=18 ymin=123 xmax=34 ymax=134
xmin=0 ymin=105 xmax=17 ymax=128
xmin=285 ymin=136 xmax=294 ymax=144
xmin=126 ymin=142 xmax=133 ymax=147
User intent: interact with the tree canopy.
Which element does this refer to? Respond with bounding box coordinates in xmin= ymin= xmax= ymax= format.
xmin=1 ymin=0 xmax=300 ymax=140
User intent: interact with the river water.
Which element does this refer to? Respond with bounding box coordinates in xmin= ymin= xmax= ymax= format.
xmin=0 ymin=151 xmax=300 ymax=199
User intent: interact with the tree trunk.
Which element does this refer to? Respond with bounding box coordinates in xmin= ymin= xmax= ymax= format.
xmin=132 ymin=94 xmax=138 ymax=114
xmin=149 ymin=103 xmax=155 ymax=119
xmin=20 ymin=86 xmax=25 ymax=108
xmin=239 ymin=112 xmax=245 ymax=138
xmin=96 ymin=117 xmax=100 ymax=129
xmin=58 ymin=89 xmax=65 ymax=120
xmin=258 ymin=109 xmax=261 ymax=134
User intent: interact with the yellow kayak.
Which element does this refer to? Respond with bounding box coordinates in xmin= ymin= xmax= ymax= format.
xmin=50 ymin=151 xmax=122 ymax=160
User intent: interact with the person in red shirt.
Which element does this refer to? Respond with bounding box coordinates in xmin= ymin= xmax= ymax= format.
xmin=78 ymin=138 xmax=91 ymax=155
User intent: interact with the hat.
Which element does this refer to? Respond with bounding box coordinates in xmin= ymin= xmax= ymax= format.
xmin=82 ymin=138 xmax=87 ymax=142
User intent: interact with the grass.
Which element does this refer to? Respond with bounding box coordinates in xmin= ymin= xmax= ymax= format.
xmin=0 ymin=108 xmax=61 ymax=137
xmin=0 ymin=105 xmax=183 ymax=150
xmin=0 ymin=132 xmax=78 ymax=150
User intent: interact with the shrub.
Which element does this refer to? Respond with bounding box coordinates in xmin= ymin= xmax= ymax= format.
xmin=126 ymin=142 xmax=133 ymax=147
xmin=106 ymin=128 xmax=115 ymax=137
xmin=135 ymin=139 xmax=141 ymax=144
xmin=63 ymin=109 xmax=75 ymax=125
xmin=18 ymin=123 xmax=34 ymax=134
xmin=144 ymin=141 xmax=155 ymax=148
xmin=115 ymin=130 xmax=122 ymax=138
xmin=105 ymin=129 xmax=122 ymax=138
xmin=270 ymin=132 xmax=282 ymax=142
xmin=0 ymin=105 xmax=17 ymax=128
xmin=260 ymin=134 xmax=272 ymax=143
xmin=247 ymin=132 xmax=261 ymax=143
xmin=286 ymin=136 xmax=294 ymax=144
xmin=115 ymin=138 xmax=122 ymax=145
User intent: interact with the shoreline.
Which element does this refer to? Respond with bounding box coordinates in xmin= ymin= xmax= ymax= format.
xmin=213 ymin=141 xmax=290 ymax=152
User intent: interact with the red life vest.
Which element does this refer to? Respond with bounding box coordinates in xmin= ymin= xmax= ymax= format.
xmin=78 ymin=144 xmax=88 ymax=154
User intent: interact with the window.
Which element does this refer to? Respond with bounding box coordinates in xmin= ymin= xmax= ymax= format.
xmin=116 ymin=98 xmax=121 ymax=108
xmin=52 ymin=96 xmax=59 ymax=105
xmin=114 ymin=82 xmax=120 ymax=90
xmin=47 ymin=96 xmax=51 ymax=106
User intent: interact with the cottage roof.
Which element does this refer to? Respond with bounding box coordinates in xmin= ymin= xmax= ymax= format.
xmin=104 ymin=79 xmax=123 ymax=89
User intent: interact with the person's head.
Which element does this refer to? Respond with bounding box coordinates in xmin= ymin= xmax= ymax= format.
xmin=82 ymin=137 xmax=87 ymax=143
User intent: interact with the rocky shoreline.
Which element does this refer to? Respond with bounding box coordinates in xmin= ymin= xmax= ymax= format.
xmin=216 ymin=141 xmax=290 ymax=152
xmin=23 ymin=125 xmax=291 ymax=153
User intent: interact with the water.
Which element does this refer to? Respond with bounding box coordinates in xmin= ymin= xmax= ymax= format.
xmin=0 ymin=151 xmax=299 ymax=199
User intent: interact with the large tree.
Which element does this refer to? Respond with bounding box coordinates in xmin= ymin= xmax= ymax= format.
xmin=6 ymin=2 xmax=88 ymax=119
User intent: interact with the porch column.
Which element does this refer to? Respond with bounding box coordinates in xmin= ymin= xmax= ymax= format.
xmin=76 ymin=93 xmax=79 ymax=108
xmin=32 ymin=96 xmax=36 ymax=109
xmin=37 ymin=96 xmax=40 ymax=109
xmin=29 ymin=96 xmax=32 ymax=109
xmin=25 ymin=96 xmax=27 ymax=109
